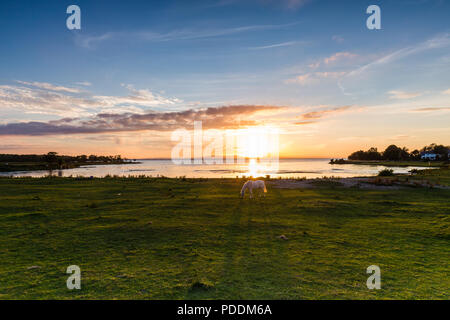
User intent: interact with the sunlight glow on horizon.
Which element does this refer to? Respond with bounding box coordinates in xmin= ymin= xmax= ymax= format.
xmin=235 ymin=126 xmax=280 ymax=159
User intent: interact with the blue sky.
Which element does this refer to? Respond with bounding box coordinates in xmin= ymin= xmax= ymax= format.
xmin=0 ymin=0 xmax=449 ymax=157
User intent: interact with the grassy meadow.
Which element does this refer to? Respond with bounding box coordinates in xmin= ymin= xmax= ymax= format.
xmin=0 ymin=169 xmax=449 ymax=299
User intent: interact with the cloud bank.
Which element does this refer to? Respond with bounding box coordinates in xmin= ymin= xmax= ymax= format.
xmin=0 ymin=105 xmax=282 ymax=136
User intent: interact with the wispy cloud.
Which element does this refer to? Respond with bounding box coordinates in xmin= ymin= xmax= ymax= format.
xmin=309 ymin=52 xmax=358 ymax=69
xmin=300 ymin=106 xmax=352 ymax=119
xmin=16 ymin=81 xmax=81 ymax=93
xmin=286 ymin=71 xmax=346 ymax=85
xmin=76 ymin=23 xmax=298 ymax=48
xmin=250 ymin=40 xmax=305 ymax=50
xmin=346 ymin=33 xmax=450 ymax=78
xmin=337 ymin=33 xmax=450 ymax=98
xmin=207 ymin=0 xmax=313 ymax=10
xmin=388 ymin=90 xmax=422 ymax=99
xmin=332 ymin=35 xmax=344 ymax=43
xmin=308 ymin=61 xmax=320 ymax=69
xmin=75 ymin=81 xmax=92 ymax=87
xmin=443 ymin=88 xmax=450 ymax=95
xmin=282 ymin=0 xmax=312 ymax=9
xmin=324 ymin=52 xmax=358 ymax=65
xmin=412 ymin=107 xmax=450 ymax=112
xmin=0 ymin=82 xmax=181 ymax=117
xmin=294 ymin=120 xmax=317 ymax=125
xmin=0 ymin=85 xmax=94 ymax=116
xmin=285 ymin=73 xmax=313 ymax=85
xmin=93 ymin=84 xmax=181 ymax=108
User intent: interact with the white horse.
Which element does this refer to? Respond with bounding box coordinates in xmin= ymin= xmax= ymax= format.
xmin=240 ymin=180 xmax=267 ymax=199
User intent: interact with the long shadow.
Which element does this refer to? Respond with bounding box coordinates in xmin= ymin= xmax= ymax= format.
xmin=220 ymin=186 xmax=300 ymax=298
xmin=258 ymin=186 xmax=301 ymax=298
xmin=217 ymin=184 xmax=303 ymax=299
xmin=218 ymin=195 xmax=246 ymax=297
xmin=219 ymin=189 xmax=270 ymax=297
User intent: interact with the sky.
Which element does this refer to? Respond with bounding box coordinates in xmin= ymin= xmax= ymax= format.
xmin=0 ymin=0 xmax=449 ymax=158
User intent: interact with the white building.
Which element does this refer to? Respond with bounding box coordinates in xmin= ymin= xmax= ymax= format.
xmin=421 ymin=152 xmax=438 ymax=160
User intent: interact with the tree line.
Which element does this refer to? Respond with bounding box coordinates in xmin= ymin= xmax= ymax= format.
xmin=345 ymin=143 xmax=450 ymax=161
xmin=0 ymin=152 xmax=125 ymax=164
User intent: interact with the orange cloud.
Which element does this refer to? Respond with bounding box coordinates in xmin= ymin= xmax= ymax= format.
xmin=0 ymin=105 xmax=284 ymax=136
xmin=324 ymin=52 xmax=358 ymax=64
xmin=300 ymin=106 xmax=352 ymax=119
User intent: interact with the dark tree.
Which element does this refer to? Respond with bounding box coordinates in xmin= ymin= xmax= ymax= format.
xmin=382 ymin=145 xmax=409 ymax=161
xmin=348 ymin=147 xmax=382 ymax=160
xmin=44 ymin=152 xmax=59 ymax=168
xmin=410 ymin=149 xmax=421 ymax=160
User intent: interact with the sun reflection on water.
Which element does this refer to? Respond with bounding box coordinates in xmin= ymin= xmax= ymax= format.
xmin=237 ymin=126 xmax=280 ymax=178
xmin=247 ymin=158 xmax=259 ymax=177
xmin=243 ymin=158 xmax=279 ymax=178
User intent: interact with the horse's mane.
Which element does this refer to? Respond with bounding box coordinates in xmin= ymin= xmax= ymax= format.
xmin=240 ymin=180 xmax=252 ymax=194
xmin=241 ymin=180 xmax=253 ymax=194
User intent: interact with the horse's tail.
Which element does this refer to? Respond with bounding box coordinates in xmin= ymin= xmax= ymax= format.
xmin=263 ymin=182 xmax=267 ymax=193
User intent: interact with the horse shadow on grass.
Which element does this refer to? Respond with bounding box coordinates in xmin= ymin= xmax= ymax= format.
xmin=216 ymin=190 xmax=298 ymax=299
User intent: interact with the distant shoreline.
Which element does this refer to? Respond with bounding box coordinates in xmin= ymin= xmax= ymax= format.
xmin=329 ymin=159 xmax=447 ymax=167
xmin=136 ymin=157 xmax=332 ymax=161
xmin=0 ymin=161 xmax=140 ymax=173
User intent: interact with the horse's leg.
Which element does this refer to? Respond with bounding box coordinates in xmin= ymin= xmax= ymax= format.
xmin=250 ymin=188 xmax=253 ymax=199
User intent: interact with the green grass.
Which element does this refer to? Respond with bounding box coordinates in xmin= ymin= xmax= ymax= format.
xmin=410 ymin=167 xmax=450 ymax=186
xmin=0 ymin=171 xmax=449 ymax=299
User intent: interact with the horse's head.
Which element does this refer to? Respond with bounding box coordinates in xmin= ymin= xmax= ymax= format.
xmin=240 ymin=180 xmax=249 ymax=198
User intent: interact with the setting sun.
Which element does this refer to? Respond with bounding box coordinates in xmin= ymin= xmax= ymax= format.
xmin=235 ymin=126 xmax=279 ymax=159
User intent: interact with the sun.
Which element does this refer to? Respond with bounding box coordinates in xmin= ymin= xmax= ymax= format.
xmin=235 ymin=126 xmax=279 ymax=159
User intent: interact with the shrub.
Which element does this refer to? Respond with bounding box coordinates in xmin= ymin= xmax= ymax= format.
xmin=378 ymin=169 xmax=394 ymax=176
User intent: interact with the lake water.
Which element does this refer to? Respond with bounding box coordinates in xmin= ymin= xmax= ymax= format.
xmin=0 ymin=159 xmax=427 ymax=178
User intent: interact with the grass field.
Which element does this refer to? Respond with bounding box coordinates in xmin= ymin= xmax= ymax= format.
xmin=0 ymin=170 xmax=449 ymax=299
